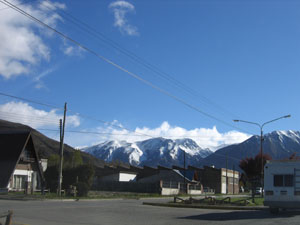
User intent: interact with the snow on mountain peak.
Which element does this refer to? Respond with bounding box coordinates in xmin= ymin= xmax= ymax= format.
xmin=83 ymin=137 xmax=213 ymax=167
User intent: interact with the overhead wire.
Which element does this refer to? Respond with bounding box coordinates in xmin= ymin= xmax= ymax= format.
xmin=40 ymin=0 xmax=240 ymax=119
xmin=0 ymin=111 xmax=59 ymax=123
xmin=0 ymin=93 xmax=157 ymax=138
xmin=0 ymin=0 xmax=254 ymax=135
xmin=0 ymin=92 xmax=62 ymax=110
xmin=0 ymin=0 xmax=36 ymax=10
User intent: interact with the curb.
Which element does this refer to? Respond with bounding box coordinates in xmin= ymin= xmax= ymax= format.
xmin=142 ymin=202 xmax=268 ymax=211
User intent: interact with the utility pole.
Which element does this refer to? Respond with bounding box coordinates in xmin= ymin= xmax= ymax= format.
xmin=226 ymin=152 xmax=228 ymax=194
xmin=233 ymin=164 xmax=235 ymax=195
xmin=58 ymin=103 xmax=67 ymax=197
xmin=183 ymin=150 xmax=186 ymax=193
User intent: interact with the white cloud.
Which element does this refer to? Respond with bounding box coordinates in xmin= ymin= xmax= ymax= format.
xmin=109 ymin=1 xmax=139 ymax=36
xmin=33 ymin=67 xmax=57 ymax=89
xmin=0 ymin=0 xmax=65 ymax=79
xmin=0 ymin=101 xmax=80 ymax=128
xmin=71 ymin=121 xmax=251 ymax=150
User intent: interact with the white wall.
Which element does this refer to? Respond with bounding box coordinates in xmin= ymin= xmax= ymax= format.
xmin=161 ymin=188 xmax=179 ymax=196
xmin=188 ymin=189 xmax=202 ymax=195
xmin=8 ymin=169 xmax=33 ymax=190
xmin=265 ymin=161 xmax=300 ymax=202
xmin=119 ymin=173 xmax=136 ymax=182
xmin=99 ymin=173 xmax=137 ymax=182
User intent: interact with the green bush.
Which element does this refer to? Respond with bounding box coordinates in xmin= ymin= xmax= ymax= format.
xmin=44 ymin=166 xmax=58 ymax=192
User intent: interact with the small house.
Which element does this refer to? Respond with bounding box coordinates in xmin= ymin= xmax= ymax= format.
xmin=0 ymin=132 xmax=46 ymax=193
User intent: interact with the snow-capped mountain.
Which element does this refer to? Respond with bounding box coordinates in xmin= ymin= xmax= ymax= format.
xmin=200 ymin=130 xmax=300 ymax=171
xmin=83 ymin=137 xmax=213 ymax=167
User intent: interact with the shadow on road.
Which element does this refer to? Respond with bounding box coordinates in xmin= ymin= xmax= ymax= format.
xmin=178 ymin=210 xmax=300 ymax=221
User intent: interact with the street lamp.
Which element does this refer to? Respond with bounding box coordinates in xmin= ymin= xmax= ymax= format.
xmin=233 ymin=114 xmax=291 ymax=197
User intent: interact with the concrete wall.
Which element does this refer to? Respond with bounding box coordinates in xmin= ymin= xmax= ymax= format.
xmin=92 ymin=181 xmax=160 ymax=193
xmin=188 ymin=189 xmax=202 ymax=195
xmin=99 ymin=174 xmax=120 ymax=182
xmin=161 ymin=188 xmax=179 ymax=196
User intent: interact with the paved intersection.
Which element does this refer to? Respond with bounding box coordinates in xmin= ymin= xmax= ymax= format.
xmin=0 ymin=198 xmax=299 ymax=225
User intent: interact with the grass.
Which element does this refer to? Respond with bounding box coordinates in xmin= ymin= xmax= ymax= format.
xmin=4 ymin=191 xmax=165 ymax=200
xmin=4 ymin=191 xmax=265 ymax=205
xmin=171 ymin=195 xmax=265 ymax=206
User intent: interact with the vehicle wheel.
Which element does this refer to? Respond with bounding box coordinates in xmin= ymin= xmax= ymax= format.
xmin=270 ymin=207 xmax=279 ymax=214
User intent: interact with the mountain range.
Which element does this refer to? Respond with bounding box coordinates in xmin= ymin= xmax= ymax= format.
xmin=84 ymin=130 xmax=300 ymax=171
xmin=2 ymin=119 xmax=300 ymax=172
xmin=83 ymin=138 xmax=213 ymax=167
xmin=202 ymin=130 xmax=300 ymax=171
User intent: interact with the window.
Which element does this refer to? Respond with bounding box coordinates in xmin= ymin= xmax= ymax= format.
xmin=13 ymin=175 xmax=26 ymax=189
xmin=274 ymin=175 xmax=293 ymax=187
xmin=222 ymin=176 xmax=226 ymax=184
xmin=285 ymin=175 xmax=294 ymax=187
xmin=274 ymin=175 xmax=283 ymax=186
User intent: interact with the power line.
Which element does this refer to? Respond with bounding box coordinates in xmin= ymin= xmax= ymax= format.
xmin=39 ymin=128 xmax=151 ymax=137
xmin=0 ymin=0 xmax=35 ymax=10
xmin=0 ymin=92 xmax=157 ymax=138
xmin=0 ymin=104 xmax=252 ymax=142
xmin=0 ymin=92 xmax=62 ymax=110
xmin=38 ymin=127 xmax=252 ymax=140
xmin=40 ymin=0 xmax=239 ymax=119
xmin=0 ymin=111 xmax=59 ymax=123
xmin=0 ymin=0 xmax=252 ymax=134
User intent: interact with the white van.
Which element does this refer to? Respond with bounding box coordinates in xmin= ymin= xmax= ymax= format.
xmin=264 ymin=160 xmax=300 ymax=213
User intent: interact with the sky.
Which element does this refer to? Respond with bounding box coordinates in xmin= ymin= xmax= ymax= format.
xmin=0 ymin=0 xmax=298 ymax=150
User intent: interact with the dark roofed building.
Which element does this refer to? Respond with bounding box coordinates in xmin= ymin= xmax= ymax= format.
xmin=0 ymin=132 xmax=46 ymax=193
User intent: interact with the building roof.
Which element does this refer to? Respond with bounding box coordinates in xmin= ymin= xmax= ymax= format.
xmin=173 ymin=169 xmax=195 ymax=182
xmin=0 ymin=132 xmax=44 ymax=189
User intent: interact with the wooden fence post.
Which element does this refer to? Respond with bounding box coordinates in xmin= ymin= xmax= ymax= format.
xmin=5 ymin=210 xmax=13 ymax=225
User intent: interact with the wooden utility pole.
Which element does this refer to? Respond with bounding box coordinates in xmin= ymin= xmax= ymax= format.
xmin=183 ymin=150 xmax=186 ymax=193
xmin=226 ymin=152 xmax=228 ymax=194
xmin=233 ymin=164 xmax=235 ymax=194
xmin=58 ymin=103 xmax=67 ymax=196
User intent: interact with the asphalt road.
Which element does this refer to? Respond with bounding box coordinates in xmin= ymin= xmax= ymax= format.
xmin=0 ymin=198 xmax=300 ymax=225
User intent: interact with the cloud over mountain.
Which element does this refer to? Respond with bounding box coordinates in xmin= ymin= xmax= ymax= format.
xmin=73 ymin=121 xmax=250 ymax=151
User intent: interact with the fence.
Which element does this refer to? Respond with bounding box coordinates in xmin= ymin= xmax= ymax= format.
xmin=93 ymin=180 xmax=203 ymax=195
xmin=0 ymin=210 xmax=13 ymax=225
xmin=92 ymin=181 xmax=160 ymax=193
xmin=162 ymin=181 xmax=179 ymax=189
xmin=189 ymin=184 xmax=202 ymax=190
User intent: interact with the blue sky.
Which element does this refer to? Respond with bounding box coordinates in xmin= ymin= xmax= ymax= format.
xmin=0 ymin=0 xmax=298 ymax=149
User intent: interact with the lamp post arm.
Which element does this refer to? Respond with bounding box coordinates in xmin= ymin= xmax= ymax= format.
xmin=261 ymin=115 xmax=291 ymax=129
xmin=233 ymin=120 xmax=261 ymax=129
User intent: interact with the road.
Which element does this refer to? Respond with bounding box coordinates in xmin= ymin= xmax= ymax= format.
xmin=0 ymin=198 xmax=300 ymax=225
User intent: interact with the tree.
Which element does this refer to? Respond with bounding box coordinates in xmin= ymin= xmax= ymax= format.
xmin=71 ymin=150 xmax=83 ymax=168
xmin=44 ymin=166 xmax=59 ymax=192
xmin=239 ymin=153 xmax=272 ymax=181
xmin=47 ymin=154 xmax=60 ymax=167
xmin=61 ymin=164 xmax=95 ymax=197
xmin=288 ymin=152 xmax=300 ymax=160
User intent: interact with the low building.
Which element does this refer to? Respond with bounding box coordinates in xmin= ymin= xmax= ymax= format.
xmin=94 ymin=165 xmax=137 ymax=182
xmin=0 ymin=132 xmax=46 ymax=193
xmin=138 ymin=166 xmax=202 ymax=195
xmin=190 ymin=165 xmax=240 ymax=194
